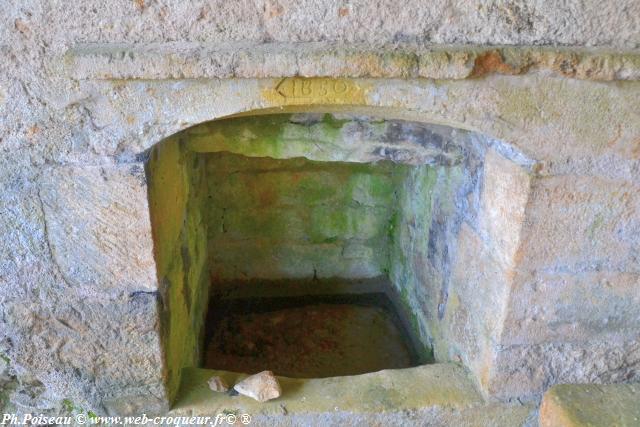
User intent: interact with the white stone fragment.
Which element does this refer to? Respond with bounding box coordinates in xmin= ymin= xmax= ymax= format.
xmin=233 ymin=371 xmax=282 ymax=402
xmin=207 ymin=376 xmax=229 ymax=393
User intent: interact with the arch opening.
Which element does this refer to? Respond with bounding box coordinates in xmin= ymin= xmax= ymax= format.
xmin=144 ymin=112 xmax=533 ymax=402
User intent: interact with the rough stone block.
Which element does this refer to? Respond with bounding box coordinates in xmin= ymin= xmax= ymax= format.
xmin=444 ymin=223 xmax=514 ymax=390
xmin=39 ymin=163 xmax=158 ymax=295
xmin=487 ymin=337 xmax=640 ymax=401
xmin=477 ymin=148 xmax=531 ymax=267
xmin=209 ymin=241 xmax=385 ymax=281
xmin=4 ymin=291 xmax=166 ymax=414
xmin=207 ymin=168 xmax=394 ymax=210
xmin=540 ymin=383 xmax=640 ymax=427
xmin=501 ymin=271 xmax=640 ymax=346
xmin=516 ymin=175 xmax=640 ymax=274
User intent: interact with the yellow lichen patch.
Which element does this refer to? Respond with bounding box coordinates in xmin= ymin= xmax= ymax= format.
xmin=261 ymin=77 xmax=369 ymax=107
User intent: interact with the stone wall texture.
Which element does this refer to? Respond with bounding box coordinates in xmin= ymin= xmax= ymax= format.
xmin=205 ymin=152 xmax=396 ymax=281
xmin=1 ymin=0 xmax=639 ymax=418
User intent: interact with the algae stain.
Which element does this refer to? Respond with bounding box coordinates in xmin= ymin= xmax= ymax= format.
xmin=186 ymin=114 xmax=291 ymax=156
xmin=320 ymin=112 xmax=349 ymax=131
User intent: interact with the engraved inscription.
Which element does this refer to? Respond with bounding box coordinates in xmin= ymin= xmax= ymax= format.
xmin=262 ymin=77 xmax=367 ymax=105
xmin=275 ymin=78 xmax=360 ymax=100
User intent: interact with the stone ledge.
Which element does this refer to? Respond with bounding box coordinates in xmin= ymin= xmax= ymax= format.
xmin=65 ymin=42 xmax=640 ymax=81
xmin=174 ymin=364 xmax=482 ymax=414
xmin=171 ymin=365 xmax=533 ymax=426
xmin=540 ymin=383 xmax=640 ymax=427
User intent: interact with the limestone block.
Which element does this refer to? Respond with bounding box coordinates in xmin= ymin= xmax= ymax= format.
xmin=171 ymin=365 xmax=537 ymax=426
xmin=207 ymin=168 xmax=395 ymax=210
xmin=39 ymin=163 xmax=158 ymax=295
xmin=190 ymin=115 xmax=464 ymax=166
xmin=516 ymin=175 xmax=640 ymax=274
xmin=487 ymin=337 xmax=640 ymax=401
xmin=145 ymin=137 xmax=190 ymax=278
xmin=67 ymin=45 xmax=640 ymax=82
xmin=209 ymin=241 xmax=385 ymax=281
xmin=540 ymin=383 xmax=640 ymax=427
xmin=477 ymin=148 xmax=531 ymax=267
xmin=501 ymin=271 xmax=640 ymax=346
xmin=4 ymin=291 xmax=166 ymax=414
xmin=444 ymin=223 xmax=514 ymax=390
xmin=207 ymin=207 xmax=308 ymax=242
xmin=208 ymin=205 xmax=389 ymax=243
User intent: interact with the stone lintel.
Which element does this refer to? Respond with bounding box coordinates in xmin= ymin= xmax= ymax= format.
xmin=65 ymin=42 xmax=640 ymax=81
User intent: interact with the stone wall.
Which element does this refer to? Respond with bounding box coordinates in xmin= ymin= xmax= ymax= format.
xmin=205 ymin=152 xmax=395 ymax=281
xmin=1 ymin=1 xmax=640 ymax=415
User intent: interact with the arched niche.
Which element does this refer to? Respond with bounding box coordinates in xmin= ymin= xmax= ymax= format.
xmin=144 ymin=109 xmax=534 ymax=403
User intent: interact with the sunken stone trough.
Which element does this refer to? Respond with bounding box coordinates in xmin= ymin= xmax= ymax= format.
xmin=1 ymin=2 xmax=640 ymax=426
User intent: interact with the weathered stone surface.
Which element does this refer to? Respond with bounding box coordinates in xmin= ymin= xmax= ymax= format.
xmin=433 ymin=148 xmax=532 ymax=394
xmin=173 ymin=365 xmax=534 ymax=426
xmin=233 ymin=371 xmax=282 ymax=402
xmin=188 ymin=114 xmax=466 ymax=166
xmin=2 ymin=0 xmax=640 ymax=415
xmin=515 ymin=175 xmax=640 ymax=274
xmin=487 ymin=336 xmax=640 ymax=401
xmin=145 ymin=142 xmax=210 ymax=402
xmin=477 ymin=149 xmax=531 ymax=267
xmin=67 ymin=43 xmax=640 ymax=81
xmin=102 ymin=394 xmax=167 ymax=417
xmin=389 ymin=163 xmax=469 ymax=360
xmin=540 ymin=383 xmax=640 ymax=427
xmin=207 ymin=376 xmax=228 ymax=393
xmin=38 ymin=163 xmax=158 ymax=296
xmin=501 ymin=271 xmax=640 ymax=345
xmin=444 ymin=224 xmax=514 ymax=390
xmin=2 ymin=289 xmax=166 ymax=415
xmin=209 ymin=241 xmax=386 ymax=280
xmin=179 ymin=364 xmax=483 ymax=413
xmin=2 ymin=75 xmax=638 ymax=415
xmin=203 ymin=150 xmax=395 ymax=281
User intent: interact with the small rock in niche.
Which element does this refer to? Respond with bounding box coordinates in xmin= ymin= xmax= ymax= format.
xmin=233 ymin=370 xmax=282 ymax=402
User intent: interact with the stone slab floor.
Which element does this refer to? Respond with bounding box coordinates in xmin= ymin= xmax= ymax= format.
xmin=204 ymin=300 xmax=417 ymax=378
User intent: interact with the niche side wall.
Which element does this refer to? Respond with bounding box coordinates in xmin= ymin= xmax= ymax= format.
xmin=389 ymin=162 xmax=471 ymax=360
xmin=145 ymin=136 xmax=210 ymax=402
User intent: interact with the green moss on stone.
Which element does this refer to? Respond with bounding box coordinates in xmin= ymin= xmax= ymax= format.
xmin=187 ymin=114 xmax=292 ymax=158
xmin=61 ymin=399 xmax=74 ymax=413
xmin=386 ymin=164 xmax=441 ymax=361
xmin=203 ymin=151 xmax=397 ymax=280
